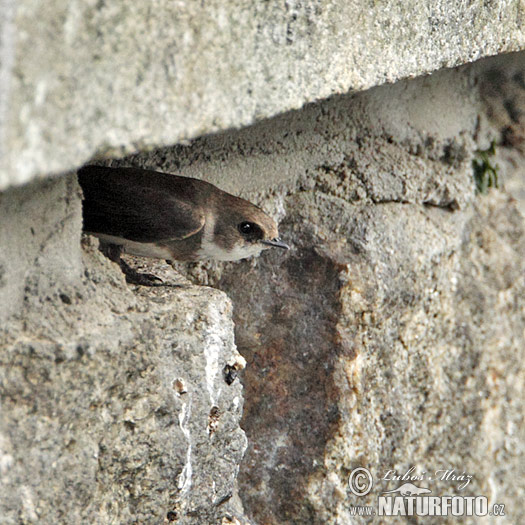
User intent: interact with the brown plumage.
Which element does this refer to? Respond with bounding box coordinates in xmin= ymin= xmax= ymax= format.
xmin=78 ymin=165 xmax=288 ymax=264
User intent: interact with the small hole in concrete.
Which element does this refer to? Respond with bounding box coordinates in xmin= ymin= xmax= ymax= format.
xmin=173 ymin=378 xmax=187 ymax=395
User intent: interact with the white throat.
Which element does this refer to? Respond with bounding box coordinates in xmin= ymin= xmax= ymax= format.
xmin=198 ymin=212 xmax=264 ymax=261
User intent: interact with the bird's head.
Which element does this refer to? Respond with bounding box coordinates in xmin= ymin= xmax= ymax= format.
xmin=201 ymin=195 xmax=289 ymax=261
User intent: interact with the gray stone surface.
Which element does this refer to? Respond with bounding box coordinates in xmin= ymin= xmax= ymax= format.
xmin=0 ymin=174 xmax=82 ymax=324
xmin=112 ymin=54 xmax=481 ymax=203
xmin=1 ymin=0 xmax=525 ymax=189
xmin=123 ymin=52 xmax=523 ymax=523
xmin=1 ymin=43 xmax=525 ymax=525
xmin=224 ymin=191 xmax=524 ymax=525
xmin=0 ymin=208 xmax=249 ymax=523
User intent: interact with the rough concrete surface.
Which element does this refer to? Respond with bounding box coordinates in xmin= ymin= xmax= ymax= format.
xmin=1 ymin=44 xmax=525 ymax=525
xmin=0 ymin=175 xmax=82 ymax=324
xmin=478 ymin=51 xmax=525 ymax=211
xmin=218 ymin=192 xmax=524 ymax=525
xmin=114 ymin=52 xmax=524 ymax=523
xmin=1 ymin=0 xmax=525 ymax=189
xmin=0 ymin=226 xmax=249 ymax=523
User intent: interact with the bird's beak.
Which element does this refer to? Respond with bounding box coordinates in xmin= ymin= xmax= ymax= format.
xmin=261 ymin=238 xmax=289 ymax=250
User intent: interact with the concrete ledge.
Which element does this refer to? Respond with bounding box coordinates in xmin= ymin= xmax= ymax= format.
xmin=1 ymin=1 xmax=524 ymax=189
xmin=0 ymin=236 xmax=249 ymax=524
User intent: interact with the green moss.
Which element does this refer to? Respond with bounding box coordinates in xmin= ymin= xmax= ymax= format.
xmin=472 ymin=141 xmax=499 ymax=194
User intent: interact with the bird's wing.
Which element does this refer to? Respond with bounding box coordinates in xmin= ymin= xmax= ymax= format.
xmin=78 ymin=166 xmax=206 ymax=243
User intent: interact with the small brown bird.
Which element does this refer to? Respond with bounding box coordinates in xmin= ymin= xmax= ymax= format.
xmin=78 ymin=165 xmax=288 ymax=284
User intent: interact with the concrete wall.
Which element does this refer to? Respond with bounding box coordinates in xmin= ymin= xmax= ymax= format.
xmin=114 ymin=53 xmax=525 ymax=524
xmin=1 ymin=3 xmax=525 ymax=524
xmin=1 ymin=220 xmax=248 ymax=524
xmin=1 ymin=1 xmax=524 ymax=188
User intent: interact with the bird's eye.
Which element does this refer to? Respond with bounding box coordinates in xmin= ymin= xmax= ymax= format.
xmin=238 ymin=221 xmax=255 ymax=235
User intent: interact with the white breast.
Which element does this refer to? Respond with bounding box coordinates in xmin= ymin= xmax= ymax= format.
xmin=91 ymin=233 xmax=173 ymax=259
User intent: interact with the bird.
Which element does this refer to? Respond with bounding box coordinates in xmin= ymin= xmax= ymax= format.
xmin=78 ymin=165 xmax=289 ymax=285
